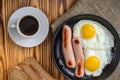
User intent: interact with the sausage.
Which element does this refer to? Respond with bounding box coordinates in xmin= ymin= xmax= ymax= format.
xmin=62 ymin=25 xmax=76 ymax=68
xmin=72 ymin=37 xmax=84 ymax=78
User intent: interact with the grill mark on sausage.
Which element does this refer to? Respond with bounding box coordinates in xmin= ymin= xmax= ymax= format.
xmin=77 ymin=62 xmax=81 ymax=76
xmin=68 ymin=60 xmax=72 ymax=66
xmin=74 ymin=39 xmax=79 ymax=44
xmin=64 ymin=28 xmax=68 ymax=48
xmin=77 ymin=58 xmax=83 ymax=76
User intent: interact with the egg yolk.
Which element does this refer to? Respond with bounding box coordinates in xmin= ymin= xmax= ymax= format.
xmin=85 ymin=56 xmax=100 ymax=72
xmin=81 ymin=24 xmax=96 ymax=39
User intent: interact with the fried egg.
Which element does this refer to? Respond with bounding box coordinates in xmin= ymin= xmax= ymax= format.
xmin=84 ymin=49 xmax=112 ymax=77
xmin=73 ymin=20 xmax=114 ymax=49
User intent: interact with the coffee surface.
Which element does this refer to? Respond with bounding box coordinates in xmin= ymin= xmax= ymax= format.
xmin=19 ymin=16 xmax=39 ymax=36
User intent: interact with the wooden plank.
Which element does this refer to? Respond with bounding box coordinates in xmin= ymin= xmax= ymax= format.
xmin=0 ymin=22 xmax=6 ymax=80
xmin=0 ymin=0 xmax=76 ymax=80
xmin=0 ymin=0 xmax=6 ymax=79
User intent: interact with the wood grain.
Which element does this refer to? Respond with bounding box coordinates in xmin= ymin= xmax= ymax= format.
xmin=0 ymin=23 xmax=6 ymax=80
xmin=0 ymin=0 xmax=76 ymax=80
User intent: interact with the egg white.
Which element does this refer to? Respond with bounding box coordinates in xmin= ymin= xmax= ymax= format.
xmin=73 ymin=20 xmax=114 ymax=49
xmin=84 ymin=49 xmax=112 ymax=77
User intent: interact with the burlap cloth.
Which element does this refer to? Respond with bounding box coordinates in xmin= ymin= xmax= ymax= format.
xmin=51 ymin=0 xmax=120 ymax=80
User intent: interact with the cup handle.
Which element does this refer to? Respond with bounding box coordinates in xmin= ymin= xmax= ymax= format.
xmin=10 ymin=24 xmax=16 ymax=28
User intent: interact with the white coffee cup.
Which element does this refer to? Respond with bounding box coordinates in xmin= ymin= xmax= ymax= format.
xmin=10 ymin=15 xmax=41 ymax=37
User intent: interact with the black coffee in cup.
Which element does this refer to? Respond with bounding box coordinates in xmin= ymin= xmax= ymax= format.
xmin=19 ymin=16 xmax=39 ymax=36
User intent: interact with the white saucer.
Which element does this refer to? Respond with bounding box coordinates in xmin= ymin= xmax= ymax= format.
xmin=8 ymin=7 xmax=49 ymax=47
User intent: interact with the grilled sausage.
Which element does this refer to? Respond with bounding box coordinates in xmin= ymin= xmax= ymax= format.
xmin=72 ymin=37 xmax=84 ymax=77
xmin=62 ymin=25 xmax=76 ymax=68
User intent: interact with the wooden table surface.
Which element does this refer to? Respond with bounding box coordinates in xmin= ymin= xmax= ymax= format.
xmin=0 ymin=0 xmax=77 ymax=80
